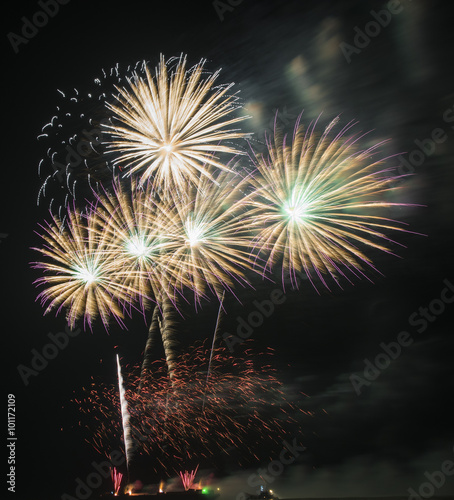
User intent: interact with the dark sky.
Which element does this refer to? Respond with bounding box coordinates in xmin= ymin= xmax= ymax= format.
xmin=3 ymin=1 xmax=454 ymax=499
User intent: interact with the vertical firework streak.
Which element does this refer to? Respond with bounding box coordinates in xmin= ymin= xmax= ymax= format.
xmin=159 ymin=294 xmax=179 ymax=447
xmin=202 ymin=291 xmax=225 ymax=412
xmin=139 ymin=304 xmax=161 ymax=392
xmin=136 ymin=294 xmax=179 ymax=457
xmin=116 ymin=354 xmax=133 ymax=473
xmin=160 ymin=294 xmax=178 ymax=384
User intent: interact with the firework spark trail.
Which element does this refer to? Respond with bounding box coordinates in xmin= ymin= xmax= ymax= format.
xmin=202 ymin=291 xmax=225 ymax=412
xmin=104 ymin=54 xmax=249 ymax=195
xmin=116 ymin=354 xmax=133 ymax=473
xmin=179 ymin=465 xmax=199 ymax=490
xmin=111 ymin=467 xmax=123 ymax=495
xmin=245 ymin=114 xmax=420 ymax=291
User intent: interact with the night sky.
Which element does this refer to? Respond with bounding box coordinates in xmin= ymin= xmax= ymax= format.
xmin=4 ymin=1 xmax=454 ymax=499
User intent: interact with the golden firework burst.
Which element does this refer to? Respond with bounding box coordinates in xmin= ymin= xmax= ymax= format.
xmin=32 ymin=209 xmax=139 ymax=329
xmin=104 ymin=55 xmax=249 ymax=194
xmin=148 ymin=169 xmax=256 ymax=302
xmin=90 ymin=178 xmax=190 ymax=306
xmin=245 ymin=115 xmax=414 ymax=289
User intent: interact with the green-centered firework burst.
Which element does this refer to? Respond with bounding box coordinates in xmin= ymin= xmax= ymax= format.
xmin=245 ymin=115 xmax=418 ymax=290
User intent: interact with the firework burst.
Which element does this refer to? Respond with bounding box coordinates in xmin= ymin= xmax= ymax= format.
xmin=89 ymin=178 xmax=189 ymax=309
xmin=245 ymin=115 xmax=416 ymax=290
xmin=32 ymin=208 xmax=139 ymax=329
xmin=104 ymin=54 xmax=249 ymax=193
xmin=148 ymin=169 xmax=257 ymax=303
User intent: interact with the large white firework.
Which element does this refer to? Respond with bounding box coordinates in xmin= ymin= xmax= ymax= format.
xmin=104 ymin=55 xmax=249 ymax=193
